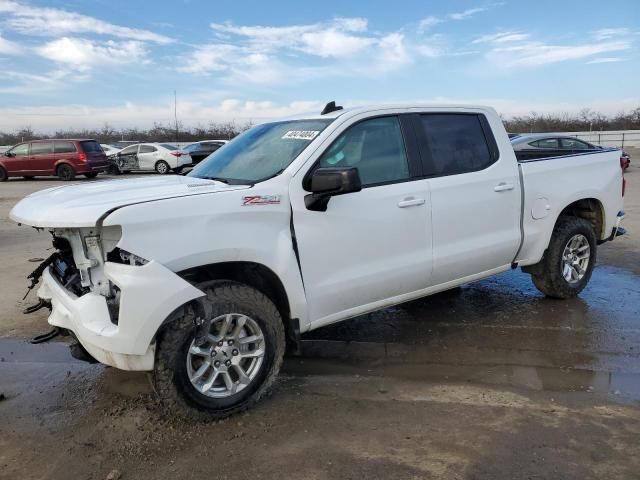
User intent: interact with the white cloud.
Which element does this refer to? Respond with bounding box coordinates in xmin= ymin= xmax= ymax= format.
xmin=36 ymin=37 xmax=149 ymax=71
xmin=476 ymin=29 xmax=632 ymax=68
xmin=594 ymin=28 xmax=632 ymax=40
xmin=585 ymin=57 xmax=624 ymax=64
xmin=0 ymin=0 xmax=172 ymax=44
xmin=418 ymin=16 xmax=442 ymax=32
xmin=472 ymin=32 xmax=530 ymax=44
xmin=449 ymin=7 xmax=487 ymax=20
xmin=210 ymin=18 xmax=374 ymax=59
xmin=0 ymin=33 xmax=21 ymax=54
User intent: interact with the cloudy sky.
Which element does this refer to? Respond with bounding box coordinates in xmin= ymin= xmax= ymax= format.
xmin=0 ymin=0 xmax=638 ymax=131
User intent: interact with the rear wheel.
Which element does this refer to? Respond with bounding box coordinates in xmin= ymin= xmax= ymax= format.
xmin=56 ymin=164 xmax=75 ymax=181
xmin=0 ymin=167 xmax=7 ymax=182
xmin=530 ymin=216 xmax=596 ymax=298
xmin=155 ymin=160 xmax=170 ymax=174
xmin=84 ymin=172 xmax=98 ymax=179
xmin=153 ymin=281 xmax=285 ymax=421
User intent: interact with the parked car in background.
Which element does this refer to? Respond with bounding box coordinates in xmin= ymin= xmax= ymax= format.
xmin=110 ymin=143 xmax=192 ymax=174
xmin=510 ymin=134 xmax=605 ymax=160
xmin=511 ymin=133 xmax=631 ymax=170
xmin=0 ymin=139 xmax=109 ymax=181
xmin=100 ymin=144 xmax=122 ymax=157
xmin=182 ymin=140 xmax=228 ymax=164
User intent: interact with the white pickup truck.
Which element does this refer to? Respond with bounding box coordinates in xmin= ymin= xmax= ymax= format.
xmin=10 ymin=103 xmax=626 ymax=419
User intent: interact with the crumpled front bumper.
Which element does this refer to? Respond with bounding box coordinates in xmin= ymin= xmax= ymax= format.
xmin=37 ymin=260 xmax=204 ymax=371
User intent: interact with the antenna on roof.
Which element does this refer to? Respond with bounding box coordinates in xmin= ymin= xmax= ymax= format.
xmin=321 ymin=101 xmax=343 ymax=115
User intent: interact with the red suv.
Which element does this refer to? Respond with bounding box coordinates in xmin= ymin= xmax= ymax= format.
xmin=0 ymin=139 xmax=109 ymax=181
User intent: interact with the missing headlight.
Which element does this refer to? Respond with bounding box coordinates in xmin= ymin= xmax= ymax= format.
xmin=107 ymin=247 xmax=149 ymax=266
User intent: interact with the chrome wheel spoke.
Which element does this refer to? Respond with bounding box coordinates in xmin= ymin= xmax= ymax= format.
xmin=189 ymin=345 xmax=211 ymax=358
xmin=561 ymin=234 xmax=590 ymax=284
xmin=233 ymin=364 xmax=251 ymax=385
xmin=239 ymin=334 xmax=263 ymax=346
xmin=199 ymin=370 xmax=219 ymax=393
xmin=241 ymin=348 xmax=265 ymax=359
xmin=191 ymin=359 xmax=212 ymax=382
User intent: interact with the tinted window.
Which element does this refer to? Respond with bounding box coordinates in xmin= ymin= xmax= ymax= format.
xmin=8 ymin=143 xmax=29 ymax=156
xmin=418 ymin=114 xmax=493 ymax=176
xmin=318 ymin=116 xmax=409 ymax=186
xmin=30 ymin=142 xmax=53 ymax=155
xmin=560 ymin=138 xmax=592 ymax=150
xmin=79 ymin=141 xmax=102 ymax=153
xmin=530 ymin=139 xmax=559 ymax=149
xmin=201 ymin=143 xmax=221 ymax=153
xmin=55 ymin=141 xmax=76 ymax=153
xmin=120 ymin=145 xmax=138 ymax=154
xmin=139 ymin=145 xmax=157 ymax=153
xmin=159 ymin=144 xmax=177 ymax=150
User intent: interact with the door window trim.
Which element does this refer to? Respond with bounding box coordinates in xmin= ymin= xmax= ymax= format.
xmin=302 ymin=113 xmax=424 ymax=191
xmin=411 ymin=112 xmax=500 ymax=180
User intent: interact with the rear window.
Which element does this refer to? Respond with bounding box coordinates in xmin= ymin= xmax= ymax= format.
xmin=530 ymin=139 xmax=559 ymax=149
xmin=140 ymin=145 xmax=157 ymax=153
xmin=160 ymin=144 xmax=177 ymax=150
xmin=30 ymin=142 xmax=53 ymax=155
xmin=55 ymin=141 xmax=76 ymax=153
xmin=418 ymin=114 xmax=496 ymax=177
xmin=80 ymin=141 xmax=103 ymax=153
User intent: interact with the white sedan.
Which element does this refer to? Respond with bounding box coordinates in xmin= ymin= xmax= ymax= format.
xmin=100 ymin=144 xmax=122 ymax=157
xmin=111 ymin=143 xmax=192 ymax=174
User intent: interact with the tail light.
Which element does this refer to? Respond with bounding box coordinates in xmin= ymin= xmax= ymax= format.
xmin=78 ymin=152 xmax=87 ymax=162
xmin=170 ymin=151 xmax=183 ymax=157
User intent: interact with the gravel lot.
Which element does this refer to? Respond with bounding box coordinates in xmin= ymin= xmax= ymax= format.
xmin=1 ymin=154 xmax=639 ymax=480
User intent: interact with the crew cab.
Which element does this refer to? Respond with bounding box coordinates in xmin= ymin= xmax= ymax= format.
xmin=10 ymin=103 xmax=626 ymax=420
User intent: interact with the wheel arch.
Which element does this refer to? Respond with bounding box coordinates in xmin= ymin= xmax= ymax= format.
xmin=556 ymin=197 xmax=605 ymax=240
xmin=175 ymin=261 xmax=300 ymax=352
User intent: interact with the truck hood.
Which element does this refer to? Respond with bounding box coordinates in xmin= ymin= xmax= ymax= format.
xmin=10 ymin=175 xmax=248 ymax=228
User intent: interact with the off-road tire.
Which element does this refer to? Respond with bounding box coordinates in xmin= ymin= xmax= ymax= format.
xmin=0 ymin=167 xmax=8 ymax=181
xmin=530 ymin=216 xmax=597 ymax=299
xmin=84 ymin=172 xmax=99 ymax=179
xmin=56 ymin=163 xmax=75 ymax=181
xmin=155 ymin=160 xmax=170 ymax=174
xmin=153 ymin=281 xmax=285 ymax=421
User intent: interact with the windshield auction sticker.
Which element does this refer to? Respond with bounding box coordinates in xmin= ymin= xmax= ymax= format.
xmin=282 ymin=130 xmax=320 ymax=141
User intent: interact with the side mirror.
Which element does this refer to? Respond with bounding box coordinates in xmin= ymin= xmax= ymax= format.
xmin=5 ymin=152 xmax=14 ymax=157
xmin=305 ymin=167 xmax=362 ymax=211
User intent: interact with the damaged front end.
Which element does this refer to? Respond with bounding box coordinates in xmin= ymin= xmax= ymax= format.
xmin=22 ymin=223 xmax=204 ymax=371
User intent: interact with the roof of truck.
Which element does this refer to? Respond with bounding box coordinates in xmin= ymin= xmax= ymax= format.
xmin=281 ymin=103 xmax=495 ymax=121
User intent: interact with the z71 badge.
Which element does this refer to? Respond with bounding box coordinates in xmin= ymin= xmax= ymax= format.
xmin=242 ymin=195 xmax=281 ymax=206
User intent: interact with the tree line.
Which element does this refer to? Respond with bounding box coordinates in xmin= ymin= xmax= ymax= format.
xmin=2 ymin=107 xmax=640 ymax=145
xmin=503 ymin=107 xmax=640 ymax=133
xmin=0 ymin=121 xmax=252 ymax=146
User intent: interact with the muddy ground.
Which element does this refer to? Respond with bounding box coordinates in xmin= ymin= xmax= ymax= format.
xmin=1 ymin=153 xmax=639 ymax=479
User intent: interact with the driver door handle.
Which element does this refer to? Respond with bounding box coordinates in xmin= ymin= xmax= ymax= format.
xmin=398 ymin=197 xmax=425 ymax=208
xmin=494 ymin=182 xmax=514 ymax=192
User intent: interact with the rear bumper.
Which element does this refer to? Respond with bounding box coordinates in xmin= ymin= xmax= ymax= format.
xmin=36 ymin=261 xmax=204 ymax=370
xmin=599 ymin=211 xmax=626 ymax=244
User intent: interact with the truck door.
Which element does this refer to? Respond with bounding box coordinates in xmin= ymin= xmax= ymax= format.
xmin=412 ymin=113 xmax=521 ymax=285
xmin=290 ymin=114 xmax=433 ymax=326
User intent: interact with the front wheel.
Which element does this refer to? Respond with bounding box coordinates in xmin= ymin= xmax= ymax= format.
xmin=153 ymin=281 xmax=285 ymax=421
xmin=530 ymin=216 xmax=596 ymax=298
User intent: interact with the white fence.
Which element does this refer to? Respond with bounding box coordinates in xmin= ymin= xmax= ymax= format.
xmin=550 ymin=130 xmax=640 ymax=149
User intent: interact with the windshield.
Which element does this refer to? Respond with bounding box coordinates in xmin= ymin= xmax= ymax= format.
xmin=188 ymin=119 xmax=332 ymax=183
